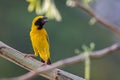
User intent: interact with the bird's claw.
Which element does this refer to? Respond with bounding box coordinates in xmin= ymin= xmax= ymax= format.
xmin=41 ymin=62 xmax=48 ymax=66
xmin=23 ymin=54 xmax=36 ymax=57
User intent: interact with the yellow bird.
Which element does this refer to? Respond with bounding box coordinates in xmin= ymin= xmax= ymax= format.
xmin=25 ymin=16 xmax=51 ymax=65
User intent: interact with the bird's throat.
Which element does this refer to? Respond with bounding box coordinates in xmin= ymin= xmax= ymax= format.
xmin=37 ymin=25 xmax=43 ymax=30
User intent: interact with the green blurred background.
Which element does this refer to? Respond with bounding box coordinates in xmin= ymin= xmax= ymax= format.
xmin=0 ymin=0 xmax=120 ymax=80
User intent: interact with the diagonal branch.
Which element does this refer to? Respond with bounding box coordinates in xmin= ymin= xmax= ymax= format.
xmin=0 ymin=41 xmax=84 ymax=80
xmin=50 ymin=43 xmax=120 ymax=67
xmin=72 ymin=0 xmax=120 ymax=36
xmin=16 ymin=43 xmax=120 ymax=80
xmin=0 ymin=41 xmax=120 ymax=80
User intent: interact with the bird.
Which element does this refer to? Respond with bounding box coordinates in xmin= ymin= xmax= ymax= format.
xmin=25 ymin=16 xmax=51 ymax=65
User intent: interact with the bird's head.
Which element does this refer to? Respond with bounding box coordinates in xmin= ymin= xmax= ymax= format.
xmin=32 ymin=16 xmax=48 ymax=29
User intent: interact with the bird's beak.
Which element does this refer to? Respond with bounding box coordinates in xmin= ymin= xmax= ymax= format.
xmin=43 ymin=16 xmax=48 ymax=22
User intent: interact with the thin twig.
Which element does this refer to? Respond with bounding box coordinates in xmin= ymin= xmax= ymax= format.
xmin=73 ymin=0 xmax=120 ymax=36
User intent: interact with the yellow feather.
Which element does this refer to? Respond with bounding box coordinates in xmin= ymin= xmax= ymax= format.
xmin=30 ymin=16 xmax=51 ymax=64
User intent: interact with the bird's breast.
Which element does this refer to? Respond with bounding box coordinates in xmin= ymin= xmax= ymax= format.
xmin=30 ymin=29 xmax=49 ymax=49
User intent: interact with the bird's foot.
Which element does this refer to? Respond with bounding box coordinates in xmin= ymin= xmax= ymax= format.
xmin=23 ymin=54 xmax=37 ymax=57
xmin=41 ymin=62 xmax=48 ymax=66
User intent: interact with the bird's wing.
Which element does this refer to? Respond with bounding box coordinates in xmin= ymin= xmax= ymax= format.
xmin=46 ymin=34 xmax=49 ymax=44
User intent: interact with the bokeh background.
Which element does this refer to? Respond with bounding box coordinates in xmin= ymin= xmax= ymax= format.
xmin=0 ymin=0 xmax=120 ymax=80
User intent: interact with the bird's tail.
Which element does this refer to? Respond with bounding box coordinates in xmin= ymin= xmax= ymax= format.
xmin=41 ymin=58 xmax=51 ymax=65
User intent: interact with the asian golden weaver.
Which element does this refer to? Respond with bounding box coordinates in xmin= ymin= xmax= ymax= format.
xmin=28 ymin=16 xmax=51 ymax=65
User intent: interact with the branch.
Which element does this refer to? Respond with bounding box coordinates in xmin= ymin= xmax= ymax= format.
xmin=0 ymin=41 xmax=84 ymax=80
xmin=18 ymin=43 xmax=120 ymax=80
xmin=48 ymin=43 xmax=120 ymax=67
xmin=9 ymin=43 xmax=120 ymax=79
xmin=0 ymin=41 xmax=120 ymax=80
xmin=72 ymin=0 xmax=120 ymax=36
